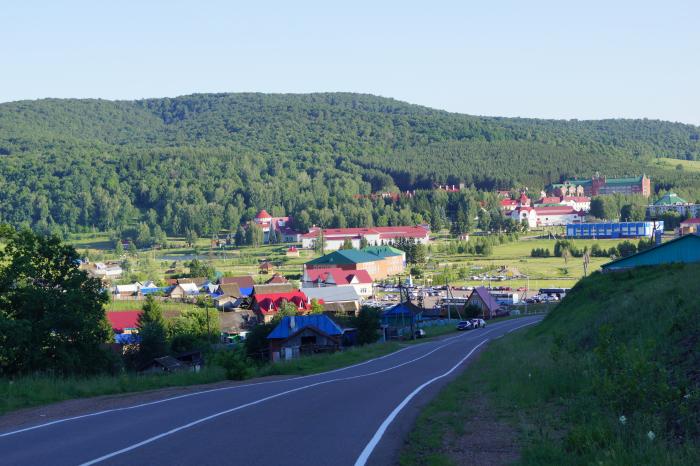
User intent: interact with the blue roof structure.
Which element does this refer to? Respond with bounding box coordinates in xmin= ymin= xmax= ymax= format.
xmin=239 ymin=287 xmax=254 ymax=297
xmin=267 ymin=315 xmax=343 ymax=340
xmin=382 ymin=302 xmax=422 ymax=317
xmin=602 ymin=233 xmax=700 ymax=271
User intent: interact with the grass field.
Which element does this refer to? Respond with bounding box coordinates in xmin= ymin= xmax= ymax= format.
xmin=651 ymin=157 xmax=700 ymax=173
xmin=427 ymin=236 xmax=625 ymax=289
xmin=400 ymin=263 xmax=700 ymax=465
xmin=68 ymin=230 xmax=640 ymax=296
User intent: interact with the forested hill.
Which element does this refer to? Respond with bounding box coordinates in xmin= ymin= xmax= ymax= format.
xmin=0 ymin=93 xmax=699 ymax=237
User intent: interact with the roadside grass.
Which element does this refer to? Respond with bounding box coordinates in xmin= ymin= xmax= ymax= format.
xmin=0 ymin=367 xmax=227 ymax=416
xmin=400 ymin=263 xmax=700 ymax=466
xmin=0 ymin=326 xmax=460 ymax=416
xmin=257 ymin=341 xmax=403 ymax=377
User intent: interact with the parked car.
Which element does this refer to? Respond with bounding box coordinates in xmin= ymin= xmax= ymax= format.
xmin=456 ymin=320 xmax=473 ymax=331
xmin=414 ymin=328 xmax=426 ymax=338
xmin=470 ymin=318 xmax=487 ymax=328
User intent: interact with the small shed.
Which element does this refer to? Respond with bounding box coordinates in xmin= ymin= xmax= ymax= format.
xmin=381 ymin=301 xmax=423 ymax=339
xmin=266 ymin=273 xmax=288 ymax=284
xmin=259 ymin=261 xmax=274 ymax=274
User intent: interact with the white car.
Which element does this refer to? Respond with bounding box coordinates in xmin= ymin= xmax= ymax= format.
xmin=470 ymin=318 xmax=487 ymax=328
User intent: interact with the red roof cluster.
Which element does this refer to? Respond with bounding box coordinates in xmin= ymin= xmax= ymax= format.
xmin=304 ymin=268 xmax=373 ymax=285
xmin=253 ymin=291 xmax=316 ymax=315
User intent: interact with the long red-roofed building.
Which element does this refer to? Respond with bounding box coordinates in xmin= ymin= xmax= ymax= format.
xmin=301 ymin=226 xmax=430 ymax=250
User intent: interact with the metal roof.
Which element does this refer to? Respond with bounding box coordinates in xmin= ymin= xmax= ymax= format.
xmin=302 ymin=286 xmax=360 ymax=303
xmin=267 ymin=315 xmax=343 ymax=340
xmin=306 ymin=249 xmax=383 ymax=266
xmin=602 ymin=233 xmax=700 ymax=271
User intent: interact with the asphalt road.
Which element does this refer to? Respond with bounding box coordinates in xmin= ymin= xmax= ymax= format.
xmin=0 ymin=316 xmax=542 ymax=466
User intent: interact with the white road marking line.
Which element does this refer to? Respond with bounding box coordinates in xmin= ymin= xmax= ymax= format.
xmin=353 ymin=339 xmax=489 ymax=466
xmin=1 ymin=317 xmax=539 ymax=444
xmin=0 ymin=344 xmax=419 ymax=438
xmin=354 ymin=318 xmax=541 ymax=466
xmin=78 ymin=335 xmax=475 ymax=465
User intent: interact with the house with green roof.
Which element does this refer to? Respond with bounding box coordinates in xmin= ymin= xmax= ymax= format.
xmin=647 ymin=192 xmax=700 ymax=218
xmin=305 ymin=247 xmax=406 ymax=280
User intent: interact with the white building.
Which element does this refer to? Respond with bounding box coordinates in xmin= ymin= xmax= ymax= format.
xmin=511 ymin=206 xmax=585 ymax=228
xmin=300 ymin=226 xmax=430 ymax=251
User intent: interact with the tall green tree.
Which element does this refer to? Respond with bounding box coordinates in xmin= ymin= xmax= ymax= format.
xmin=0 ymin=227 xmax=112 ymax=376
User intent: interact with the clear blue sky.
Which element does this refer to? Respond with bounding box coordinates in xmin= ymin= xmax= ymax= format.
xmin=2 ymin=0 xmax=698 ymax=124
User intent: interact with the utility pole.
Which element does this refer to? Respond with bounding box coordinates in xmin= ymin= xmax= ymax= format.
xmin=206 ymin=301 xmax=211 ymax=343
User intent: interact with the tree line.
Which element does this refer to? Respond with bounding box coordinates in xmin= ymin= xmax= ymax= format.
xmin=0 ymin=93 xmax=699 ymax=240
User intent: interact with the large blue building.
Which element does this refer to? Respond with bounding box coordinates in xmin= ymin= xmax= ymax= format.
xmin=566 ymin=221 xmax=663 ymax=239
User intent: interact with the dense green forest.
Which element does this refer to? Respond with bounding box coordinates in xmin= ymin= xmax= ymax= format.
xmin=1 ymin=93 xmax=699 ymax=239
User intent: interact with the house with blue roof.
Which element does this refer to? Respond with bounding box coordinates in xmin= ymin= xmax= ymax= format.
xmin=267 ymin=315 xmax=343 ymax=361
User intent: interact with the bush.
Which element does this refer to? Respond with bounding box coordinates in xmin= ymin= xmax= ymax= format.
xmin=210 ymin=347 xmax=252 ymax=380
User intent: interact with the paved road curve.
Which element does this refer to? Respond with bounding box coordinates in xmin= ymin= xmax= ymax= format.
xmin=0 ymin=316 xmax=542 ymax=466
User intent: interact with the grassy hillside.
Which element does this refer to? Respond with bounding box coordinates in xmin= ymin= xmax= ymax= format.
xmin=1 ymin=93 xmax=699 ymax=236
xmin=402 ymin=263 xmax=700 ymax=465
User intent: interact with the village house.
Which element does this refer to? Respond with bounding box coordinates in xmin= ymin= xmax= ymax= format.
xmin=106 ymin=310 xmax=141 ymax=335
xmin=82 ymin=261 xmax=123 ymax=280
xmin=286 ymin=246 xmax=300 ymax=257
xmin=302 ymin=286 xmax=361 ymax=316
xmin=301 ymin=267 xmax=374 ymax=299
xmin=267 ymin=315 xmax=343 ymax=361
xmin=266 ymin=273 xmax=289 ymax=284
xmin=253 ymin=283 xmax=296 ymax=295
xmin=465 ymin=287 xmax=502 ymax=319
xmin=213 ymin=283 xmax=243 ymax=310
xmin=218 ymin=276 xmax=255 ymax=296
xmin=679 ymin=218 xmax=700 ymax=236
xmin=259 ymin=261 xmax=274 ymax=275
xmin=251 ymin=290 xmax=315 ymax=323
xmin=169 ymin=282 xmax=200 ymax=299
xmin=300 ymin=225 xmax=430 ymax=251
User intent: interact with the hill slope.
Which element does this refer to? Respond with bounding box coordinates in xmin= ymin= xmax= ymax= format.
xmin=0 ymin=93 xmax=699 ymax=235
xmin=404 ymin=263 xmax=700 ymax=465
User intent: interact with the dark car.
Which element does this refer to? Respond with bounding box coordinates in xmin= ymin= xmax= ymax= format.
xmin=456 ymin=320 xmax=473 ymax=331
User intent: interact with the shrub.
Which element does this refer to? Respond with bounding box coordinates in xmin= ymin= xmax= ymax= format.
xmin=210 ymin=347 xmax=252 ymax=380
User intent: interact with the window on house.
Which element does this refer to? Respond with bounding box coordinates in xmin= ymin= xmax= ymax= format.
xmin=301 ymin=336 xmax=317 ymax=346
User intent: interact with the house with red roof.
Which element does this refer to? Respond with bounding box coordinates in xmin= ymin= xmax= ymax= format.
xmin=300 ymin=225 xmax=430 ymax=251
xmin=301 ymin=267 xmax=374 ymax=298
xmin=251 ymin=290 xmax=316 ymax=323
xmin=106 ymin=311 xmax=142 ymax=334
